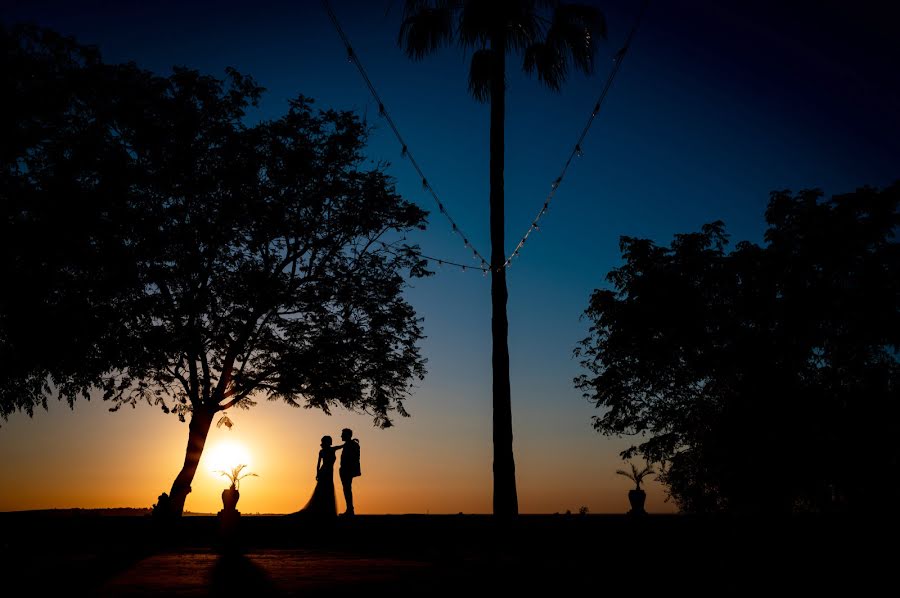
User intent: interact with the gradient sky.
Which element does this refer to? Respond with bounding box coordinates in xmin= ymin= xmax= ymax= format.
xmin=1 ymin=0 xmax=897 ymax=514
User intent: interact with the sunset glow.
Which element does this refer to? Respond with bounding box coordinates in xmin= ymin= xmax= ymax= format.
xmin=1 ymin=0 xmax=896 ymax=520
xmin=206 ymin=440 xmax=253 ymax=481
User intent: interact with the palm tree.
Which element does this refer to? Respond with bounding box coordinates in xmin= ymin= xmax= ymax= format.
xmin=399 ymin=0 xmax=606 ymax=518
xmin=216 ymin=464 xmax=258 ymax=491
xmin=616 ymin=462 xmax=655 ymax=491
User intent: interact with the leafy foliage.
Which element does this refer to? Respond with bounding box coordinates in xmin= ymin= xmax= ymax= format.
xmin=0 ymin=24 xmax=139 ymax=419
xmin=615 ymin=462 xmax=655 ymax=490
xmin=1 ymin=24 xmax=430 ymax=429
xmin=399 ymin=0 xmax=606 ymax=102
xmin=576 ymin=185 xmax=900 ymax=513
xmin=216 ymin=464 xmax=258 ymax=490
xmin=2 ymin=23 xmax=434 ymax=514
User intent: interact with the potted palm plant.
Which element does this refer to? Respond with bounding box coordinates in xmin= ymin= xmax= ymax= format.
xmin=616 ymin=462 xmax=655 ymax=515
xmin=216 ymin=464 xmax=258 ymax=513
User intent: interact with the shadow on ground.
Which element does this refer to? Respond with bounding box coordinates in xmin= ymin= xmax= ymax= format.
xmin=1 ymin=512 xmax=894 ymax=596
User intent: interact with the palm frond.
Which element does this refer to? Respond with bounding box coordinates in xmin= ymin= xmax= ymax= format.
xmin=523 ymin=41 xmax=564 ymax=90
xmin=467 ymin=47 xmax=493 ymax=102
xmin=541 ymin=3 xmax=606 ymax=83
xmin=456 ymin=1 xmax=492 ymax=49
xmin=615 ymin=468 xmax=636 ymax=482
xmin=216 ymin=464 xmax=258 ymax=489
xmin=617 ymin=461 xmax=655 ymax=489
xmin=397 ymin=0 xmax=607 ymax=96
xmin=636 ymin=463 xmax=655 ymax=479
xmin=398 ymin=1 xmax=455 ymax=59
xmin=503 ymin=3 xmax=543 ymax=52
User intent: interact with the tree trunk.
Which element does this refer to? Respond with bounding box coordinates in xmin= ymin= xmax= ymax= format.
xmin=489 ymin=37 xmax=518 ymax=519
xmin=167 ymin=406 xmax=215 ymax=516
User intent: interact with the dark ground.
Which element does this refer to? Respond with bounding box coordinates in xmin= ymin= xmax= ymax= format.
xmin=0 ymin=511 xmax=893 ymax=596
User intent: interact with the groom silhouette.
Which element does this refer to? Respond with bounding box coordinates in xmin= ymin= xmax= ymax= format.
xmin=338 ymin=428 xmax=360 ymax=516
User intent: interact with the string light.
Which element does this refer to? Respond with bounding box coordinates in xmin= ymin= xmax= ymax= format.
xmin=499 ymin=0 xmax=649 ymax=270
xmin=321 ymin=0 xmax=490 ymax=273
xmin=323 ymin=0 xmax=647 ymax=276
xmin=378 ymin=241 xmax=488 ymax=274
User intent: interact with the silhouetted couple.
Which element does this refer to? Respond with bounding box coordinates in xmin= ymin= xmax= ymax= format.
xmin=297 ymin=428 xmax=361 ymax=518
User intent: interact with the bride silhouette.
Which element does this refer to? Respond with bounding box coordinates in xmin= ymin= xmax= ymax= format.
xmin=295 ymin=435 xmax=342 ymax=518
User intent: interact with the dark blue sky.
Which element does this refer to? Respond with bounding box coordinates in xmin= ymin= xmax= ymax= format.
xmin=2 ymin=0 xmax=898 ymax=512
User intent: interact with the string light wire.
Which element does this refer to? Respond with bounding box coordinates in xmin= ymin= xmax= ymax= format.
xmin=321 ymin=0 xmax=491 ymax=273
xmin=322 ymin=0 xmax=649 ymax=273
xmin=501 ymin=0 xmax=650 ymax=269
xmin=378 ymin=242 xmax=478 ymax=272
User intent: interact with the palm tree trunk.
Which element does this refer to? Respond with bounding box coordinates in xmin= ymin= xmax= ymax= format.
xmin=167 ymin=405 xmax=215 ymax=516
xmin=489 ymin=36 xmax=518 ymax=519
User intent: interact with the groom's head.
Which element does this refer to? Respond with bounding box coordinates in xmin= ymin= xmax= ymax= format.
xmin=341 ymin=428 xmax=353 ymax=441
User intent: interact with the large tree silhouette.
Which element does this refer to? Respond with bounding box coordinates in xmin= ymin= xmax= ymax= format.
xmin=576 ymin=184 xmax=899 ymax=512
xmin=1 ymin=25 xmax=430 ymax=516
xmin=398 ymin=0 xmax=606 ymax=518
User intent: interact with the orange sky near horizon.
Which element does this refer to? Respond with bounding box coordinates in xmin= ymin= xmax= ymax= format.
xmin=0 ymin=391 xmax=674 ymax=515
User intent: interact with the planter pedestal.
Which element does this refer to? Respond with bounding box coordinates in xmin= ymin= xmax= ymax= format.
xmin=218 ymin=487 xmax=242 ymax=547
xmin=221 ymin=487 xmax=240 ymax=512
xmin=628 ymin=489 xmax=647 ymax=515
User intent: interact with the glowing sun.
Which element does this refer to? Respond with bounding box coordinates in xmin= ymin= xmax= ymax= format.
xmin=206 ymin=440 xmax=253 ymax=479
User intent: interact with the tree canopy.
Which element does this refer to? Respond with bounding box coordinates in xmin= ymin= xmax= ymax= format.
xmin=576 ymin=184 xmax=899 ymax=513
xmin=2 ymin=22 xmax=433 ymax=514
xmin=1 ymin=23 xmax=430 ymax=430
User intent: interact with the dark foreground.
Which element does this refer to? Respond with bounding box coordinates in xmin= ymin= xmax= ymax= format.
xmin=0 ymin=512 xmax=893 ymax=596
